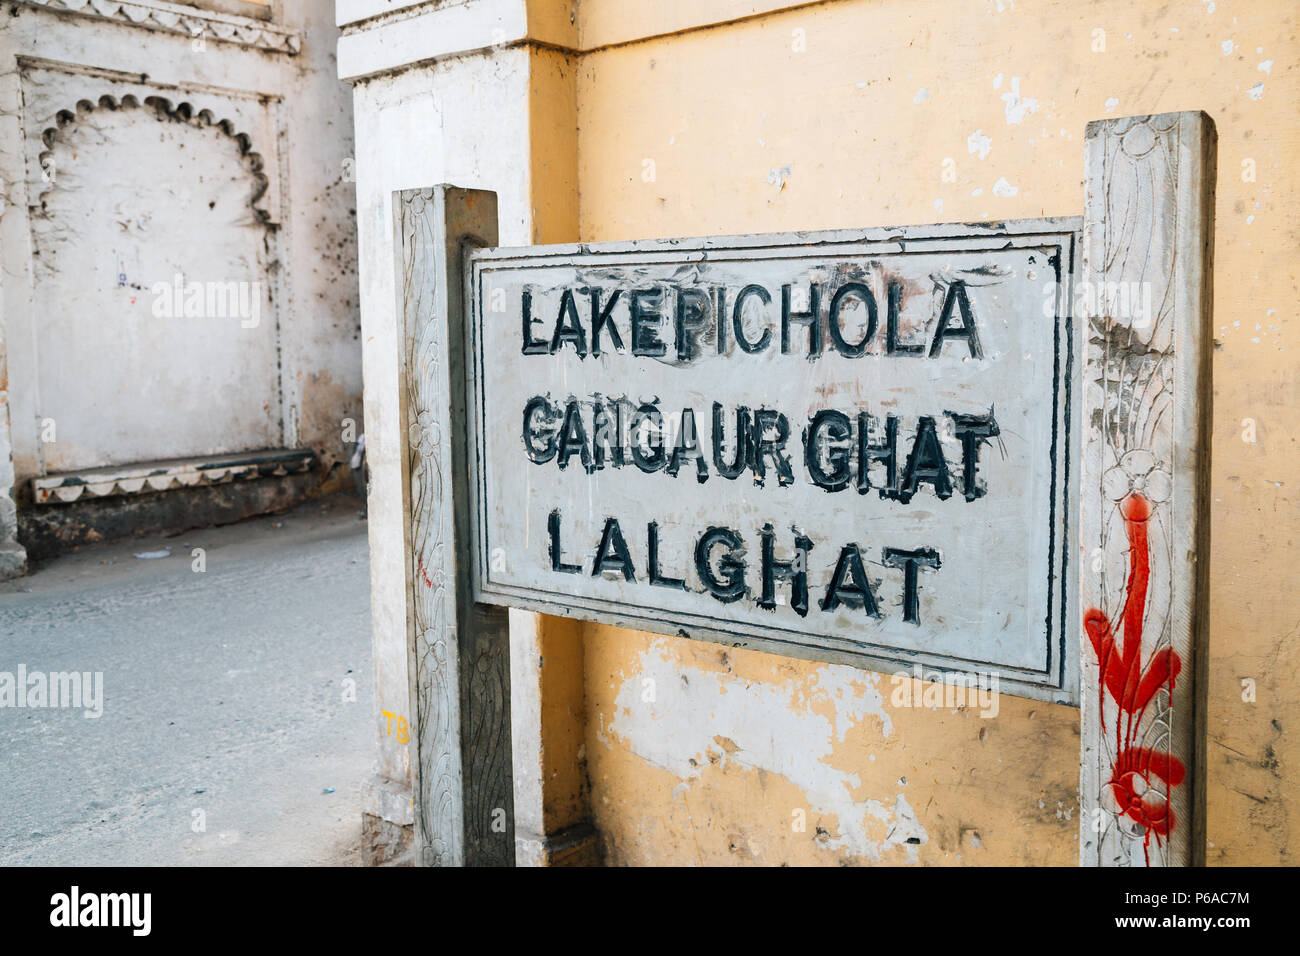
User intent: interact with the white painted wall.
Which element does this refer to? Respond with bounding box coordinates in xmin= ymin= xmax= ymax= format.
xmin=0 ymin=0 xmax=361 ymax=498
xmin=338 ymin=0 xmax=543 ymax=841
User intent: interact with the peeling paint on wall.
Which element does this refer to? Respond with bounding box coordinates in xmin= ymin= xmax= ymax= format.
xmin=585 ymin=622 xmax=1079 ymax=866
xmin=601 ymin=637 xmax=924 ymax=860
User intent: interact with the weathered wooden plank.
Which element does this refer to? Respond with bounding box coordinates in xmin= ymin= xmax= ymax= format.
xmin=1079 ymin=113 xmax=1215 ymax=867
xmin=394 ymin=186 xmax=514 ymax=867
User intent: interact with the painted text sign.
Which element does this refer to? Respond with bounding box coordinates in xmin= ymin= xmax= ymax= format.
xmin=466 ymin=224 xmax=1078 ymax=702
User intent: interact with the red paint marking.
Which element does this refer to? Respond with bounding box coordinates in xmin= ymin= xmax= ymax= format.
xmin=417 ymin=557 xmax=432 ymax=589
xmin=1084 ymin=491 xmax=1185 ymax=864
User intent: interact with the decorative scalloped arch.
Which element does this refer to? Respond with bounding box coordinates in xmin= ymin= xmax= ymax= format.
xmin=36 ymin=93 xmax=273 ymax=223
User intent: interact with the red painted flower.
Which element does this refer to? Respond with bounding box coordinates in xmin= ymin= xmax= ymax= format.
xmin=1109 ymin=745 xmax=1185 ymax=838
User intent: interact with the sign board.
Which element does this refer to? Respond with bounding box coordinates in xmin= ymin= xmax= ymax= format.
xmin=465 ymin=222 xmax=1079 ymax=703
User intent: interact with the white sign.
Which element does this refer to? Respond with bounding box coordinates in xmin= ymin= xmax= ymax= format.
xmin=466 ymin=222 xmax=1078 ymax=702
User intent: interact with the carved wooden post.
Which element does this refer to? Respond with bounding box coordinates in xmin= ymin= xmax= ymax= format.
xmin=394 ymin=186 xmax=515 ymax=866
xmin=1079 ymin=113 xmax=1215 ymax=866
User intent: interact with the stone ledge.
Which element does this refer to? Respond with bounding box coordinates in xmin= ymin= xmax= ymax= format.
xmin=18 ymin=0 xmax=302 ymax=55
xmin=335 ymin=0 xmax=833 ymax=80
xmin=337 ymin=0 xmax=529 ymax=82
xmin=516 ymin=820 xmax=601 ymax=867
xmin=19 ymin=469 xmax=320 ymax=560
xmin=33 ymin=448 xmax=316 ymax=505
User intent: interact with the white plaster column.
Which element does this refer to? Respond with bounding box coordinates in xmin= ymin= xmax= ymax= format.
xmin=337 ymin=0 xmax=570 ymax=863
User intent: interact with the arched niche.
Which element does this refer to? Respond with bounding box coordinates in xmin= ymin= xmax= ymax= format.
xmin=30 ymin=94 xmax=283 ymax=473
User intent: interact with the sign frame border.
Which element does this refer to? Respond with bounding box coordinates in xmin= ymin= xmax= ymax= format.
xmin=463 ymin=219 xmax=1082 ymax=705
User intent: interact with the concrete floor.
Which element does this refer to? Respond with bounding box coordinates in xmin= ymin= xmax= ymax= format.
xmin=0 ymin=495 xmax=373 ymax=866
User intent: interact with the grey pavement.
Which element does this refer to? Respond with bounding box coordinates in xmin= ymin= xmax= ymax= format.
xmin=0 ymin=495 xmax=373 ymax=866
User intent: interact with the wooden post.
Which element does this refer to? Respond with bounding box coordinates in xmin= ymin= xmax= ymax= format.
xmin=394 ymin=186 xmax=515 ymax=866
xmin=1079 ymin=112 xmax=1215 ymax=866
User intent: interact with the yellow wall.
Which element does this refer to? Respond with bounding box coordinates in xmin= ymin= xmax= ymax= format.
xmin=550 ymin=0 xmax=1297 ymax=865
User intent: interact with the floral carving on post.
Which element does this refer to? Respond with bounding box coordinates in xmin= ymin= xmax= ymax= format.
xmin=1079 ymin=113 xmax=1214 ymax=867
